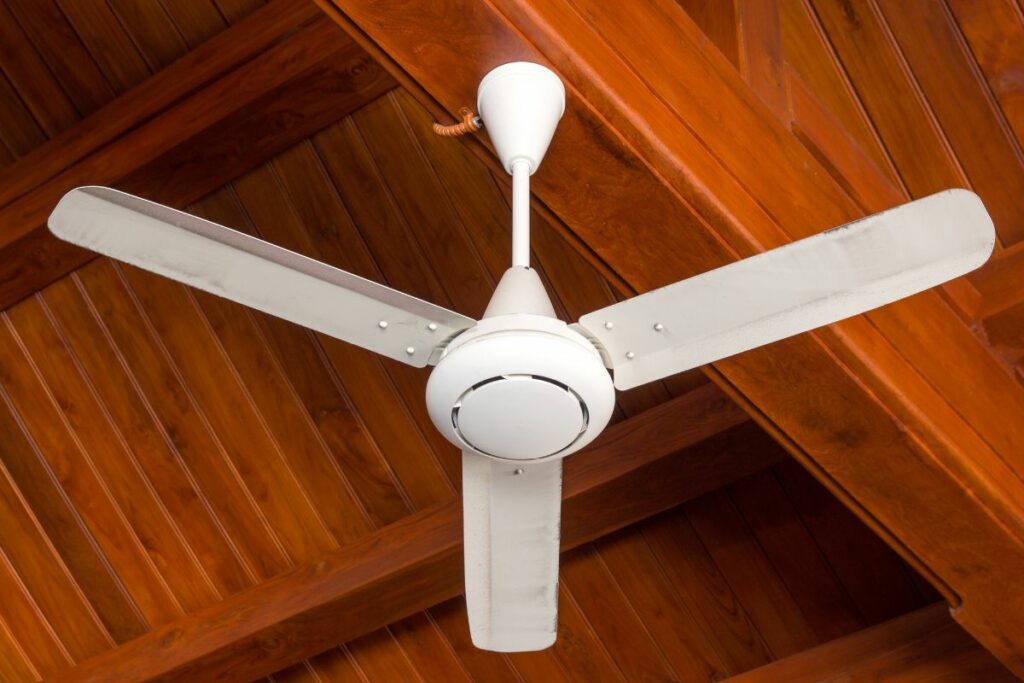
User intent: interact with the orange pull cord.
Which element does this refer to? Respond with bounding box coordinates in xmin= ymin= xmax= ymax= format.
xmin=433 ymin=107 xmax=483 ymax=137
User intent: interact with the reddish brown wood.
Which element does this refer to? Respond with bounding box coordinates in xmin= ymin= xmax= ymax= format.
xmin=736 ymin=0 xmax=788 ymax=118
xmin=778 ymin=0 xmax=897 ymax=180
xmin=874 ymin=0 xmax=1024 ymax=246
xmin=724 ymin=604 xmax=1015 ymax=683
xmin=0 ymin=0 xmax=319 ymax=208
xmin=53 ymin=384 xmax=771 ymax=682
xmin=971 ymin=242 xmax=1024 ymax=319
xmin=675 ymin=0 xmax=740 ymax=67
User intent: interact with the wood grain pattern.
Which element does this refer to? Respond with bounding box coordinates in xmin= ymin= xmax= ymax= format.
xmin=725 ymin=603 xmax=1017 ymax=683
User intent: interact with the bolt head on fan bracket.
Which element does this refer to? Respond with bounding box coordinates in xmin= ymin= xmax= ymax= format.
xmin=426 ymin=315 xmax=614 ymax=462
xmin=477 ymin=62 xmax=566 ymax=175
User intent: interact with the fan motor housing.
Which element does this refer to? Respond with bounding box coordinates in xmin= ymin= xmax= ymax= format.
xmin=426 ymin=315 xmax=614 ymax=461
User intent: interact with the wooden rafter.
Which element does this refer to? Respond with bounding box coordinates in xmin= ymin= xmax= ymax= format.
xmin=726 ymin=604 xmax=1016 ymax=682
xmin=0 ymin=0 xmax=396 ymax=313
xmin=317 ymin=0 xmax=1024 ymax=674
xmin=53 ymin=383 xmax=780 ymax=682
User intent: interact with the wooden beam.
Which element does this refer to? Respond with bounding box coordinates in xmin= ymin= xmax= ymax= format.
xmin=54 ymin=384 xmax=780 ymax=682
xmin=318 ymin=0 xmax=1024 ymax=673
xmin=725 ymin=604 xmax=1016 ymax=682
xmin=0 ymin=3 xmax=396 ymax=312
xmin=0 ymin=0 xmax=319 ymax=208
xmin=971 ymin=242 xmax=1024 ymax=319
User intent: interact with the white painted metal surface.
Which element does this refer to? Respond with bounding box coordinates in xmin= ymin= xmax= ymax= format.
xmin=456 ymin=375 xmax=585 ymax=459
xmin=511 ymin=160 xmax=532 ymax=268
xmin=477 ymin=62 xmax=565 ymax=175
xmin=425 ymin=314 xmax=615 ymax=462
xmin=48 ymin=186 xmax=475 ymax=366
xmin=578 ymin=189 xmax=996 ymax=390
xmin=462 ymin=452 xmax=561 ymax=652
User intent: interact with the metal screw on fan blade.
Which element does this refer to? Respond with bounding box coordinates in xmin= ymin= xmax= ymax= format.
xmin=513 ymin=468 xmax=524 ymax=475
xmin=428 ymin=322 xmax=438 ymax=331
xmin=625 ymin=351 xmax=635 ymax=360
xmin=405 ymin=346 xmax=415 ymax=355
xmin=653 ymin=323 xmax=664 ymax=331
xmin=378 ymin=320 xmax=388 ymax=329
xmin=604 ymin=322 xmax=614 ymax=330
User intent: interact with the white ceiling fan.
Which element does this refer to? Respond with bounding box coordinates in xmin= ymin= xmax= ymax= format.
xmin=48 ymin=62 xmax=995 ymax=654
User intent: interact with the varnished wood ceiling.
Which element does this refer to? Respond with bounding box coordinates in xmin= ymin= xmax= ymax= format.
xmin=0 ymin=0 xmax=1021 ymax=681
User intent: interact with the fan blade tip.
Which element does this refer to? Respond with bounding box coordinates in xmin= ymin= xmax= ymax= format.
xmin=48 ymin=186 xmax=108 ymax=235
xmin=470 ymin=629 xmax=557 ymax=652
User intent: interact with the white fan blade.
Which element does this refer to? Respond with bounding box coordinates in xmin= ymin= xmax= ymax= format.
xmin=48 ymin=186 xmax=475 ymax=367
xmin=462 ymin=453 xmax=561 ymax=652
xmin=579 ymin=189 xmax=995 ymax=389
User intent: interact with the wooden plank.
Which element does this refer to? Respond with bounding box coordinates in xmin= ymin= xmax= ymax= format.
xmin=4 ymin=0 xmax=116 ymax=117
xmin=69 ymin=259 xmax=293 ymax=582
xmin=0 ymin=612 xmax=40 ymax=683
xmin=728 ymin=470 xmax=865 ymax=642
xmin=643 ymin=503 xmax=773 ymax=673
xmin=0 ymin=541 xmax=73 ymax=678
xmin=55 ymin=0 xmax=152 ymax=95
xmin=0 ymin=0 xmax=317 ymax=206
xmin=724 ymin=603 xmax=1016 ymax=683
xmin=875 ymin=0 xmax=1024 ymax=246
xmin=971 ymin=241 xmax=1024 ymax=319
xmin=773 ymin=461 xmax=930 ymax=625
xmin=0 ymin=374 xmax=148 ymax=645
xmin=806 ymin=0 xmax=969 ymax=202
xmin=686 ymin=491 xmax=818 ymax=658
xmin=40 ymin=276 xmax=256 ymax=600
xmin=0 ymin=456 xmax=112 ymax=663
xmin=946 ymin=0 xmax=1024 ymax=190
xmin=980 ymin=298 xmax=1024 ymax=373
xmin=0 ymin=313 xmax=185 ymax=628
xmin=563 ymin=544 xmax=680 ymax=681
xmin=786 ymin=65 xmax=903 ymax=213
xmin=675 ymin=0 xmax=740 ymax=67
xmin=7 ymin=298 xmax=224 ymax=615
xmin=115 ymin=263 xmax=338 ymax=563
xmin=0 ymin=1 xmax=79 ymax=136
xmin=736 ymin=0 xmax=788 ymax=118
xmin=319 ymin=0 xmax=1024 ymax=672
xmin=54 ymin=383 xmax=770 ymax=682
xmin=0 ymin=70 xmax=46 ymax=158
xmin=105 ymin=0 xmax=190 ymax=72
xmin=778 ymin=0 xmax=897 ymax=180
xmin=159 ymin=0 xmax=228 ymax=48
xmin=595 ymin=527 xmax=729 ymax=681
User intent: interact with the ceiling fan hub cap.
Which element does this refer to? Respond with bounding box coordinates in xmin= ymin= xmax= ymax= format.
xmin=426 ymin=315 xmax=613 ymax=461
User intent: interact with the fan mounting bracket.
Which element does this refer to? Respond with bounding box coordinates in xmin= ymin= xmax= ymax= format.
xmin=477 ymin=62 xmax=565 ymax=175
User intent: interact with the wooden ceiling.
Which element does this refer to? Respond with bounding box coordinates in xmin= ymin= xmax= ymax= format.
xmin=0 ymin=0 xmax=1022 ymax=681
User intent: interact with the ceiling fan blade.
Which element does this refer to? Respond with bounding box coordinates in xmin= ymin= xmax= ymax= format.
xmin=49 ymin=186 xmax=475 ymax=367
xmin=578 ymin=189 xmax=995 ymax=390
xmin=462 ymin=453 xmax=561 ymax=652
